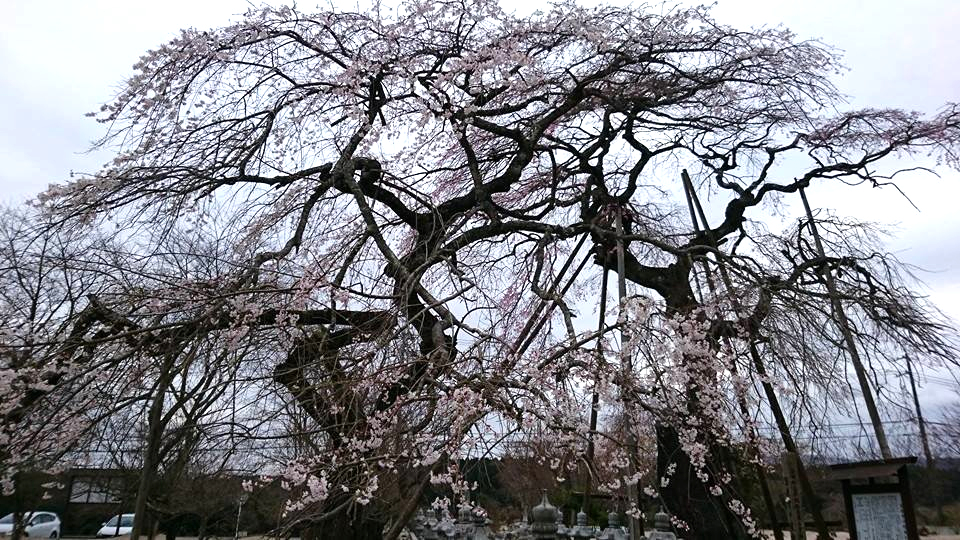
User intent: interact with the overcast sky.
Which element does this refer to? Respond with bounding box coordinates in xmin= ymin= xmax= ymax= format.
xmin=1 ymin=0 xmax=958 ymax=407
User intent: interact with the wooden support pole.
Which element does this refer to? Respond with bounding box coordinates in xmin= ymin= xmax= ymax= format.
xmin=680 ymin=171 xmax=784 ymax=540
xmin=614 ymin=207 xmax=642 ymax=540
xmin=749 ymin=342 xmax=831 ymax=539
xmin=583 ymin=267 xmax=609 ymax=513
xmin=512 ymin=234 xmax=589 ymax=355
xmin=682 ymin=171 xmax=830 ymax=539
xmin=782 ymin=452 xmax=806 ymax=540
xmin=514 ymin=245 xmax=592 ymax=359
xmin=799 ymin=188 xmax=892 ymax=460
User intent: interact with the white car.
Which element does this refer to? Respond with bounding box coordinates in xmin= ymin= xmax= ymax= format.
xmin=0 ymin=512 xmax=61 ymax=538
xmin=96 ymin=514 xmax=135 ymax=538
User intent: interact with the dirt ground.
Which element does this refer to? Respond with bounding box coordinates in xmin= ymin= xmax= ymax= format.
xmin=65 ymin=532 xmax=960 ymax=540
xmin=761 ymin=533 xmax=960 ymax=539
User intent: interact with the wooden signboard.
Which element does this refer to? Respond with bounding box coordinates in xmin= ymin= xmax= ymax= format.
xmin=829 ymin=457 xmax=919 ymax=540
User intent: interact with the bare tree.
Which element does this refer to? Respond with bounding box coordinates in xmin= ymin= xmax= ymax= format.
xmin=0 ymin=206 xmax=109 ymax=477
xmin=932 ymin=397 xmax=960 ymax=458
xmin=4 ymin=1 xmax=960 ymax=539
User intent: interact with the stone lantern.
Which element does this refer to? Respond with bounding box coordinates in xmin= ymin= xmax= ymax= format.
xmin=471 ymin=507 xmax=494 ymax=540
xmin=436 ymin=509 xmax=456 ymax=539
xmin=421 ymin=508 xmax=440 ymax=540
xmin=555 ymin=509 xmax=568 ymax=538
xmin=530 ymin=491 xmax=559 ymax=539
xmin=567 ymin=509 xmax=594 ymax=539
xmin=456 ymin=504 xmax=476 ymax=538
xmin=412 ymin=509 xmax=426 ymax=539
xmin=598 ymin=510 xmax=628 ymax=540
xmin=648 ymin=508 xmax=676 ymax=540
xmin=513 ymin=507 xmax=531 ymax=539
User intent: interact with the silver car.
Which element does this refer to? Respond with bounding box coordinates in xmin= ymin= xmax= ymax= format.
xmin=0 ymin=512 xmax=61 ymax=538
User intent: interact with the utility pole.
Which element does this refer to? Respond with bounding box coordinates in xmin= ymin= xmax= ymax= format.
xmin=234 ymin=493 xmax=248 ymax=540
xmin=905 ymin=353 xmax=942 ymax=523
xmin=905 ymin=354 xmax=934 ymax=467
